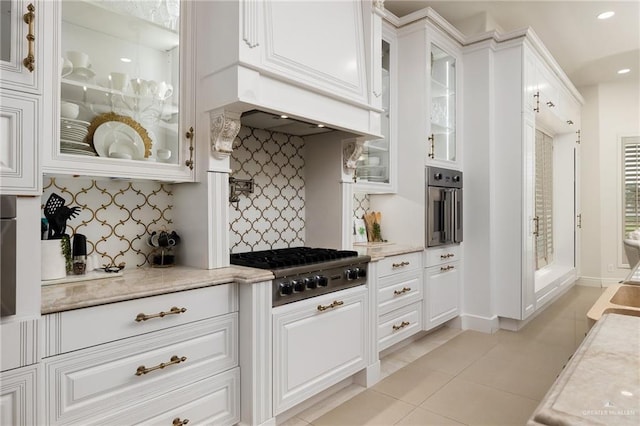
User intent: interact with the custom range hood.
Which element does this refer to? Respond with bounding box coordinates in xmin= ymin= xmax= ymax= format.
xmin=194 ymin=0 xmax=384 ymax=142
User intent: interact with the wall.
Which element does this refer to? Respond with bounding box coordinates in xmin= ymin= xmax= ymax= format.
xmin=41 ymin=177 xmax=174 ymax=269
xmin=579 ymin=78 xmax=640 ymax=285
xmin=229 ymin=126 xmax=306 ymax=253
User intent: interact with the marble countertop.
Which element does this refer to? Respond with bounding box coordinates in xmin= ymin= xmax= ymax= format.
xmin=42 ymin=246 xmax=425 ymax=314
xmin=528 ymin=313 xmax=640 ymax=425
xmin=353 ymin=243 xmax=424 ymax=261
xmin=41 ymin=265 xmax=273 ymax=314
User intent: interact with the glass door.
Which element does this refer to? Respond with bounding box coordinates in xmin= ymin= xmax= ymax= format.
xmin=59 ymin=0 xmax=181 ymax=164
xmin=428 ymin=44 xmax=456 ymax=162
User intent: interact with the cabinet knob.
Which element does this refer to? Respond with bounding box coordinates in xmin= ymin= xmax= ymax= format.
xmin=173 ymin=418 xmax=189 ymax=426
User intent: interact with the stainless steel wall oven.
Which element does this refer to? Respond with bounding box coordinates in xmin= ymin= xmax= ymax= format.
xmin=426 ymin=166 xmax=463 ymax=247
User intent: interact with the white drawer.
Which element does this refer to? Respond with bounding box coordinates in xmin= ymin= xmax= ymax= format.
xmin=377 ymin=252 xmax=422 ymax=278
xmin=44 ymin=313 xmax=238 ymax=425
xmin=378 ymin=270 xmax=423 ymax=315
xmin=100 ymin=368 xmax=240 ymax=426
xmin=378 ymin=302 xmax=422 ymax=352
xmin=424 ymin=245 xmax=461 ymax=267
xmin=43 ymin=283 xmax=237 ymax=356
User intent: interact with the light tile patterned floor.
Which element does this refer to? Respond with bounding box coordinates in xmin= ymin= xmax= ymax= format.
xmin=281 ymin=285 xmax=605 ymax=426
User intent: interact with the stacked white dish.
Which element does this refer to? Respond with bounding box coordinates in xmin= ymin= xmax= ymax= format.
xmin=60 ymin=118 xmax=96 ymax=156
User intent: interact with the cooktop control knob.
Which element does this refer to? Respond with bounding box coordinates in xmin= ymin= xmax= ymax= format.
xmin=453 ymin=175 xmax=461 ymax=182
xmin=357 ymin=267 xmax=366 ymax=278
xmin=346 ymin=269 xmax=359 ymax=280
xmin=292 ymin=279 xmax=305 ymax=293
xmin=305 ymin=277 xmax=317 ymax=289
xmin=279 ymin=282 xmax=293 ymax=296
xmin=317 ymin=275 xmax=329 ymax=287
xmin=434 ymin=172 xmax=443 ymax=180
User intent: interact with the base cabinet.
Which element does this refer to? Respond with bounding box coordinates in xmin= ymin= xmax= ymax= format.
xmin=0 ymin=364 xmax=39 ymax=426
xmin=424 ymin=246 xmax=461 ymax=330
xmin=272 ymin=286 xmax=368 ymax=415
xmin=42 ymin=283 xmax=238 ymax=425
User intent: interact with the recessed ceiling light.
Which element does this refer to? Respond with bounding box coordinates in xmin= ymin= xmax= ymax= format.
xmin=618 ymin=68 xmax=631 ymax=74
xmin=280 ymin=115 xmax=288 ymax=119
xmin=120 ymin=57 xmax=132 ymax=63
xmin=597 ymin=11 xmax=615 ymax=19
xmin=316 ymin=124 xmax=325 ymax=128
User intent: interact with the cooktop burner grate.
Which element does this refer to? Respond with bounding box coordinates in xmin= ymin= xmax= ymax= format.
xmin=230 ymin=247 xmax=360 ymax=270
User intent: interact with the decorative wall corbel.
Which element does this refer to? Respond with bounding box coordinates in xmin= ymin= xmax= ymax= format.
xmin=373 ymin=0 xmax=385 ymax=13
xmin=343 ymin=137 xmax=366 ymax=176
xmin=209 ymin=110 xmax=242 ymax=159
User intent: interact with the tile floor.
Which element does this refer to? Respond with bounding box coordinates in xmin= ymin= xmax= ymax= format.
xmin=282 ymin=285 xmax=605 ymax=426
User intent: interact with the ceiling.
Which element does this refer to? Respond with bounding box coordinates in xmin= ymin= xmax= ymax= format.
xmin=384 ymin=0 xmax=640 ymax=88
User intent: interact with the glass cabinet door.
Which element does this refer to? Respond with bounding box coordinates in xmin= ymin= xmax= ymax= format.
xmin=59 ymin=0 xmax=181 ymax=165
xmin=428 ymin=43 xmax=456 ymax=163
xmin=356 ymin=39 xmax=391 ymax=186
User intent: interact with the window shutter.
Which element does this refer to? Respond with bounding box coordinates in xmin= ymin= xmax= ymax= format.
xmin=623 ymin=137 xmax=640 ymax=236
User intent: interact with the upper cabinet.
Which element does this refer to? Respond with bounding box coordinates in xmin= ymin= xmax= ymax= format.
xmin=355 ymin=22 xmax=397 ymax=193
xmin=1 ymin=0 xmax=47 ymax=195
xmin=427 ymin=42 xmax=459 ymax=165
xmin=0 ymin=0 xmax=44 ymax=94
xmin=42 ymin=0 xmax=196 ymax=182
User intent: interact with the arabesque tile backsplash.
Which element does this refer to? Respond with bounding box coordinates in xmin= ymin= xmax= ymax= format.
xmin=229 ymin=126 xmax=306 ymax=253
xmin=42 ymin=177 xmax=174 ymax=268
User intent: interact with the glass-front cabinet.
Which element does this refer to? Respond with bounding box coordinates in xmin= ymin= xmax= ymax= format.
xmin=43 ymin=0 xmax=195 ymax=182
xmin=427 ymin=41 xmax=459 ymax=166
xmin=355 ymin=24 xmax=396 ymax=193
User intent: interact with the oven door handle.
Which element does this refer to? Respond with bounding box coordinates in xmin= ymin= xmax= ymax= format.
xmin=452 ymin=189 xmax=458 ymax=243
xmin=443 ymin=189 xmax=452 ymax=244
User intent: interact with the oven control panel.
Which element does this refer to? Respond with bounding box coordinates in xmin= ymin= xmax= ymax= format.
xmin=272 ymin=262 xmax=368 ymax=307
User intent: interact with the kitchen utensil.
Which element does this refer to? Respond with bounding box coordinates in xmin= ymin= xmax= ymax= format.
xmin=43 ymin=193 xmax=80 ymax=239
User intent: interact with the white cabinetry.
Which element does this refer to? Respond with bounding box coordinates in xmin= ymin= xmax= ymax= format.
xmin=42 ymin=284 xmax=239 ymax=425
xmin=466 ymin=32 xmax=583 ymax=323
xmin=426 ymin=35 xmax=461 ymax=166
xmin=272 ymin=286 xmax=368 ymax=415
xmin=424 ymin=245 xmax=460 ymax=330
xmin=0 ymin=0 xmax=47 ymax=194
xmin=375 ymin=251 xmax=423 ymax=352
xmin=0 ymin=364 xmax=39 ymax=426
xmin=42 ymin=0 xmax=196 ymax=182
xmin=356 ymin=22 xmax=397 ymax=193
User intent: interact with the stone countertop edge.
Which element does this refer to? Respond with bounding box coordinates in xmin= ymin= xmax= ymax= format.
xmin=527 ymin=313 xmax=640 ymax=426
xmin=41 ymin=265 xmax=274 ymax=314
xmin=353 ymin=243 xmax=424 ymax=261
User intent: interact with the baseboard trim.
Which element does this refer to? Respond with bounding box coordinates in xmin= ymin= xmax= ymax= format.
xmin=459 ymin=313 xmax=500 ymax=334
xmin=576 ymin=276 xmax=626 ymax=287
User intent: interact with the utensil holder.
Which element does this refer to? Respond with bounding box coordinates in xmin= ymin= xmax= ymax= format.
xmin=41 ymin=240 xmax=67 ymax=280
xmin=151 ymin=248 xmax=174 ymax=267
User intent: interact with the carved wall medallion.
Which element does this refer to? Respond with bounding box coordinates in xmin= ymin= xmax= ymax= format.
xmin=210 ymin=110 xmax=242 ymax=159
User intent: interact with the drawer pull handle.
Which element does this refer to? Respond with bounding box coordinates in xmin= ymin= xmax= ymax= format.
xmin=173 ymin=418 xmax=189 ymax=426
xmin=392 ymin=261 xmax=410 ymax=268
xmin=22 ymin=3 xmax=35 ymax=72
xmin=440 ymin=265 xmax=455 ymax=272
xmin=317 ymin=300 xmax=344 ymax=311
xmin=392 ymin=321 xmax=410 ymax=331
xmin=393 ymin=287 xmax=411 ymax=296
xmin=135 ymin=306 xmax=187 ymax=322
xmin=136 ymin=355 xmax=186 ymax=376
xmin=440 ymin=253 xmax=454 ymax=259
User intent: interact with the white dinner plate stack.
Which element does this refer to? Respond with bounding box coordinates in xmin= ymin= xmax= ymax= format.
xmin=60 ymin=118 xmax=96 ymax=156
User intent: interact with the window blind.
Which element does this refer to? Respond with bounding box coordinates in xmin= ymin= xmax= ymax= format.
xmin=623 ymin=137 xmax=640 ymax=236
xmin=535 ymin=130 xmax=553 ymax=270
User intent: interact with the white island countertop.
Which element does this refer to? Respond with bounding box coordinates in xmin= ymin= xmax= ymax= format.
xmin=528 ymin=313 xmax=640 ymax=425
